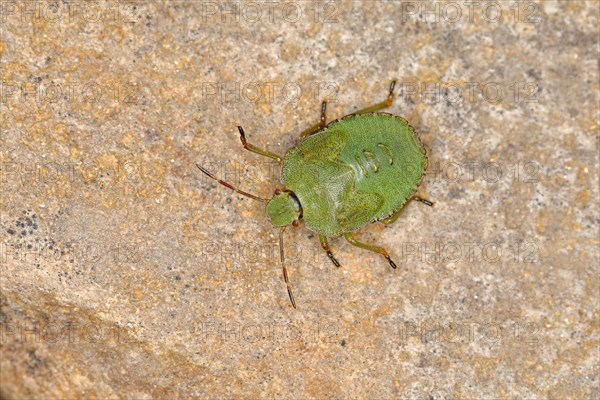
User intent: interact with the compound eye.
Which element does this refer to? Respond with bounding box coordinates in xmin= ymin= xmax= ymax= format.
xmin=274 ymin=188 xmax=282 ymax=195
xmin=292 ymin=220 xmax=299 ymax=227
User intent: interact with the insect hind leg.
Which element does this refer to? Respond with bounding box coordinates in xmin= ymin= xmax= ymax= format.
xmin=382 ymin=195 xmax=434 ymax=225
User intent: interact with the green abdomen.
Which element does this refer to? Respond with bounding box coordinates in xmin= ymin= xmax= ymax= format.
xmin=282 ymin=113 xmax=427 ymax=236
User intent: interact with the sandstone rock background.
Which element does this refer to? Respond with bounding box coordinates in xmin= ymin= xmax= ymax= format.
xmin=1 ymin=1 xmax=598 ymax=398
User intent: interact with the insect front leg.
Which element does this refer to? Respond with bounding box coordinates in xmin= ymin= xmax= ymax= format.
xmin=318 ymin=235 xmax=342 ymax=268
xmin=351 ymin=80 xmax=396 ymax=115
xmin=299 ymin=101 xmax=327 ymax=139
xmin=237 ymin=126 xmax=283 ymax=163
xmin=343 ymin=232 xmax=397 ymax=269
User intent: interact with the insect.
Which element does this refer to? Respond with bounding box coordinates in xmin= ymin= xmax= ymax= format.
xmin=197 ymin=81 xmax=432 ymax=308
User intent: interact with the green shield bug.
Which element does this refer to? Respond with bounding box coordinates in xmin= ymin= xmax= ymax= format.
xmin=197 ymin=81 xmax=433 ymax=309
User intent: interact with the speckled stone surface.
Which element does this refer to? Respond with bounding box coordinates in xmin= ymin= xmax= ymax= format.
xmin=1 ymin=1 xmax=598 ymax=398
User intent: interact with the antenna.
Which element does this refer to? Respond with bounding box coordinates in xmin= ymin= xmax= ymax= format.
xmin=279 ymin=226 xmax=297 ymax=309
xmin=196 ymin=164 xmax=267 ymax=202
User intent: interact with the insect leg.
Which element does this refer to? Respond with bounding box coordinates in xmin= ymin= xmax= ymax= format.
xmin=343 ymin=232 xmax=397 ymax=269
xmin=299 ymin=101 xmax=327 ymax=139
xmin=237 ymin=126 xmax=283 ymax=164
xmin=279 ymin=227 xmax=297 ymax=309
xmin=381 ymin=207 xmax=405 ymax=225
xmin=318 ymin=235 xmax=342 ymax=268
xmin=351 ymin=80 xmax=396 ymax=115
xmin=412 ymin=196 xmax=434 ymax=207
xmin=381 ymin=196 xmax=434 ymax=224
